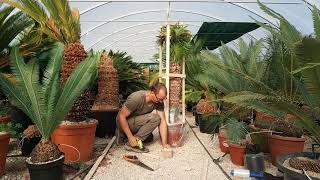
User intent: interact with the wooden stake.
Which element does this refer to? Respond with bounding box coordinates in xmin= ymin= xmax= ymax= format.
xmin=84 ymin=136 xmax=116 ymax=180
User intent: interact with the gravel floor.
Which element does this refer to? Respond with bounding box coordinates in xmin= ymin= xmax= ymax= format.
xmin=91 ymin=116 xmax=230 ymax=180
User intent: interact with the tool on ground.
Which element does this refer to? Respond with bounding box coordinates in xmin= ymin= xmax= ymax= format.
xmin=230 ymin=169 xmax=264 ymax=178
xmin=137 ymin=138 xmax=144 ymax=149
xmin=123 ymin=155 xmax=154 ymax=171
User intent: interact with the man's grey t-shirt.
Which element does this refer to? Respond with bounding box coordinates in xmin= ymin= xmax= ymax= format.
xmin=124 ymin=90 xmax=164 ymax=118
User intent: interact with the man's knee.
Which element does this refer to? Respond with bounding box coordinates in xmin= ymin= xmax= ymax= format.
xmin=150 ymin=113 xmax=161 ymax=125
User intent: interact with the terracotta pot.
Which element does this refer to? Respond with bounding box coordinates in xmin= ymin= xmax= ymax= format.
xmin=0 ymin=133 xmax=10 ymax=177
xmin=218 ymin=133 xmax=229 ymax=153
xmin=268 ymin=134 xmax=306 ymax=165
xmin=229 ymin=143 xmax=245 ymax=166
xmin=51 ymin=122 xmax=97 ymax=162
xmin=0 ymin=115 xmax=11 ymax=123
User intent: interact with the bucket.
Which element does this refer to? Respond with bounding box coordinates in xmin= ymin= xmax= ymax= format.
xmin=167 ymin=123 xmax=184 ymax=147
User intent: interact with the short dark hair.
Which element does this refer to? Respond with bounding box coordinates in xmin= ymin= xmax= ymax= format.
xmin=150 ymin=82 xmax=167 ymax=95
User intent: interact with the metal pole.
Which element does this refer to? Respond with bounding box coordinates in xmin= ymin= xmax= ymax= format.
xmin=159 ymin=46 xmax=163 ymax=83
xmin=182 ymin=58 xmax=185 ymax=123
xmin=165 ymin=23 xmax=170 ymax=125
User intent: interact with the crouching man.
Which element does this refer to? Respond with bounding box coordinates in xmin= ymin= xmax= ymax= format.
xmin=116 ymin=82 xmax=169 ymax=153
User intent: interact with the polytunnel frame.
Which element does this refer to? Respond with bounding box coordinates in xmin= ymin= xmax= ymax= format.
xmin=70 ymin=0 xmax=320 ymax=136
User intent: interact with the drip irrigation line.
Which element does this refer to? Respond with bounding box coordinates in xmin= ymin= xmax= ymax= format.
xmin=186 ymin=120 xmax=232 ymax=180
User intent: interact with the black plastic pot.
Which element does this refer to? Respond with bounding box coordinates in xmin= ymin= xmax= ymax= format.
xmin=198 ymin=113 xmax=219 ymax=134
xmin=277 ymin=152 xmax=320 ymax=180
xmin=244 ymin=153 xmax=265 ymax=172
xmin=90 ymin=110 xmax=118 ymax=137
xmin=26 ymin=155 xmax=64 ymax=180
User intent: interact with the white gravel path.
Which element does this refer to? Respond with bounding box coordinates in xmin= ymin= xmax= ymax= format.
xmin=91 ymin=116 xmax=230 ymax=180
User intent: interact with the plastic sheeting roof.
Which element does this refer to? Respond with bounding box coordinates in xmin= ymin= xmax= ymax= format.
xmin=69 ymin=0 xmax=320 ymax=63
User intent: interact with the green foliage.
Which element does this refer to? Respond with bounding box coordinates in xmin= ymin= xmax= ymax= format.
xmin=0 ymin=43 xmax=100 ymax=140
xmin=157 ymin=23 xmax=192 ymax=63
xmin=199 ymin=39 xmax=269 ymax=96
xmin=225 ymin=118 xmax=249 ymax=145
xmin=3 ymin=0 xmax=81 ymax=43
xmin=0 ymin=122 xmax=22 ymax=138
xmin=0 ymin=4 xmax=33 ymax=69
xmin=108 ymin=50 xmax=147 ymax=98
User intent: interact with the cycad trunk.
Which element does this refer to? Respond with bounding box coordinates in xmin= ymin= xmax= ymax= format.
xmin=169 ymin=61 xmax=182 ymax=109
xmin=61 ymin=41 xmax=92 ymax=122
xmin=92 ymin=53 xmax=119 ymax=111
xmin=30 ymin=140 xmax=61 ymax=163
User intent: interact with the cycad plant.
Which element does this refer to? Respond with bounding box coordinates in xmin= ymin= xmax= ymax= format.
xmin=0 ymin=43 xmax=100 ymax=163
xmin=108 ymin=50 xmax=147 ymax=98
xmin=3 ymin=0 xmax=91 ymax=122
xmin=157 ymin=23 xmax=192 ymax=109
xmin=214 ymin=4 xmax=320 ymax=145
xmin=0 ymin=4 xmax=33 ymax=70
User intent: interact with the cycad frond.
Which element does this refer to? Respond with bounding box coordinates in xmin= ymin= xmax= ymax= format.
xmin=3 ymin=0 xmax=80 ymax=43
xmin=312 ymin=5 xmax=320 ymax=39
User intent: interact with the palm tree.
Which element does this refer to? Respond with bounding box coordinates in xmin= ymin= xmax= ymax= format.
xmin=108 ymin=50 xmax=147 ymax=98
xmin=212 ymin=5 xmax=320 ymax=145
xmin=3 ymin=0 xmax=91 ymax=122
xmin=157 ymin=23 xmax=192 ymax=109
xmin=0 ymin=43 xmax=100 ymax=163
xmin=0 ymin=4 xmax=33 ymax=70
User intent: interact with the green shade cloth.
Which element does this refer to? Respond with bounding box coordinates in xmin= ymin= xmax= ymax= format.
xmin=194 ymin=22 xmax=260 ymax=50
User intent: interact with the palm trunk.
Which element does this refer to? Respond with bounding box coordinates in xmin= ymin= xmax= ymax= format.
xmin=61 ymin=41 xmax=92 ymax=122
xmin=169 ymin=61 xmax=182 ymax=109
xmin=92 ymin=53 xmax=119 ymax=111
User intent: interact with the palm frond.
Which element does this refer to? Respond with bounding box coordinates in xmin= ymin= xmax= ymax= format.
xmin=3 ymin=0 xmax=80 ymax=43
xmin=312 ymin=5 xmax=320 ymax=39
xmin=294 ymin=37 xmax=320 ymax=106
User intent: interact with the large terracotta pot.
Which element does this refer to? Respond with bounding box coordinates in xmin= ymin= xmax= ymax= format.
xmin=229 ymin=144 xmax=245 ymax=166
xmin=0 ymin=115 xmax=11 ymax=123
xmin=268 ymin=134 xmax=306 ymax=165
xmin=51 ymin=122 xmax=97 ymax=162
xmin=0 ymin=133 xmax=10 ymax=177
xmin=218 ymin=133 xmax=229 ymax=153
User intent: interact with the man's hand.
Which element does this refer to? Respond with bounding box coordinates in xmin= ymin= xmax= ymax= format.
xmin=128 ymin=136 xmax=138 ymax=147
xmin=23 ymin=125 xmax=39 ymax=138
xmin=162 ymin=144 xmax=171 ymax=148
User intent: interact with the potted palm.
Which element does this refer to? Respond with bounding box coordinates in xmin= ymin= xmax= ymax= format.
xmin=0 ymin=123 xmax=10 ymax=177
xmin=4 ymin=0 xmax=98 ymax=162
xmin=91 ymin=52 xmax=120 ymax=137
xmin=0 ymin=43 xmax=99 ymax=180
xmin=225 ymin=118 xmax=249 ymax=166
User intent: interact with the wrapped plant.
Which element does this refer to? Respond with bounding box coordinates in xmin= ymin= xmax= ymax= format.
xmin=92 ymin=52 xmax=119 ymax=111
xmin=196 ymin=98 xmax=217 ymax=114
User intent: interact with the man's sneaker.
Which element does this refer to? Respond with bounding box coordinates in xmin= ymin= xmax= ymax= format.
xmin=124 ymin=143 xmax=149 ymax=153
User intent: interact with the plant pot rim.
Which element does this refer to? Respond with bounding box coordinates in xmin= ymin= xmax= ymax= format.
xmin=26 ymin=154 xmax=64 ymax=165
xmin=268 ymin=133 xmax=306 ymax=142
xmin=0 ymin=132 xmax=10 ymax=139
xmin=276 ymin=152 xmax=320 ymax=180
xmin=58 ymin=120 xmax=97 ymax=129
xmin=229 ymin=143 xmax=246 ymax=148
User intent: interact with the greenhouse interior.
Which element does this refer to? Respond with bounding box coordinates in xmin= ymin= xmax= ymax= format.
xmin=1 ymin=0 xmax=320 ymax=179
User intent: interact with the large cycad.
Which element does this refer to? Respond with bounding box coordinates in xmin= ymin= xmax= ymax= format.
xmin=157 ymin=23 xmax=192 ymax=109
xmin=3 ymin=0 xmax=91 ymax=122
xmin=0 ymin=43 xmax=100 ymax=162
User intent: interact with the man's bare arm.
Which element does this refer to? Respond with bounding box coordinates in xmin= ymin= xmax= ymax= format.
xmin=157 ymin=110 xmax=168 ymax=146
xmin=118 ymin=106 xmax=137 ymax=147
